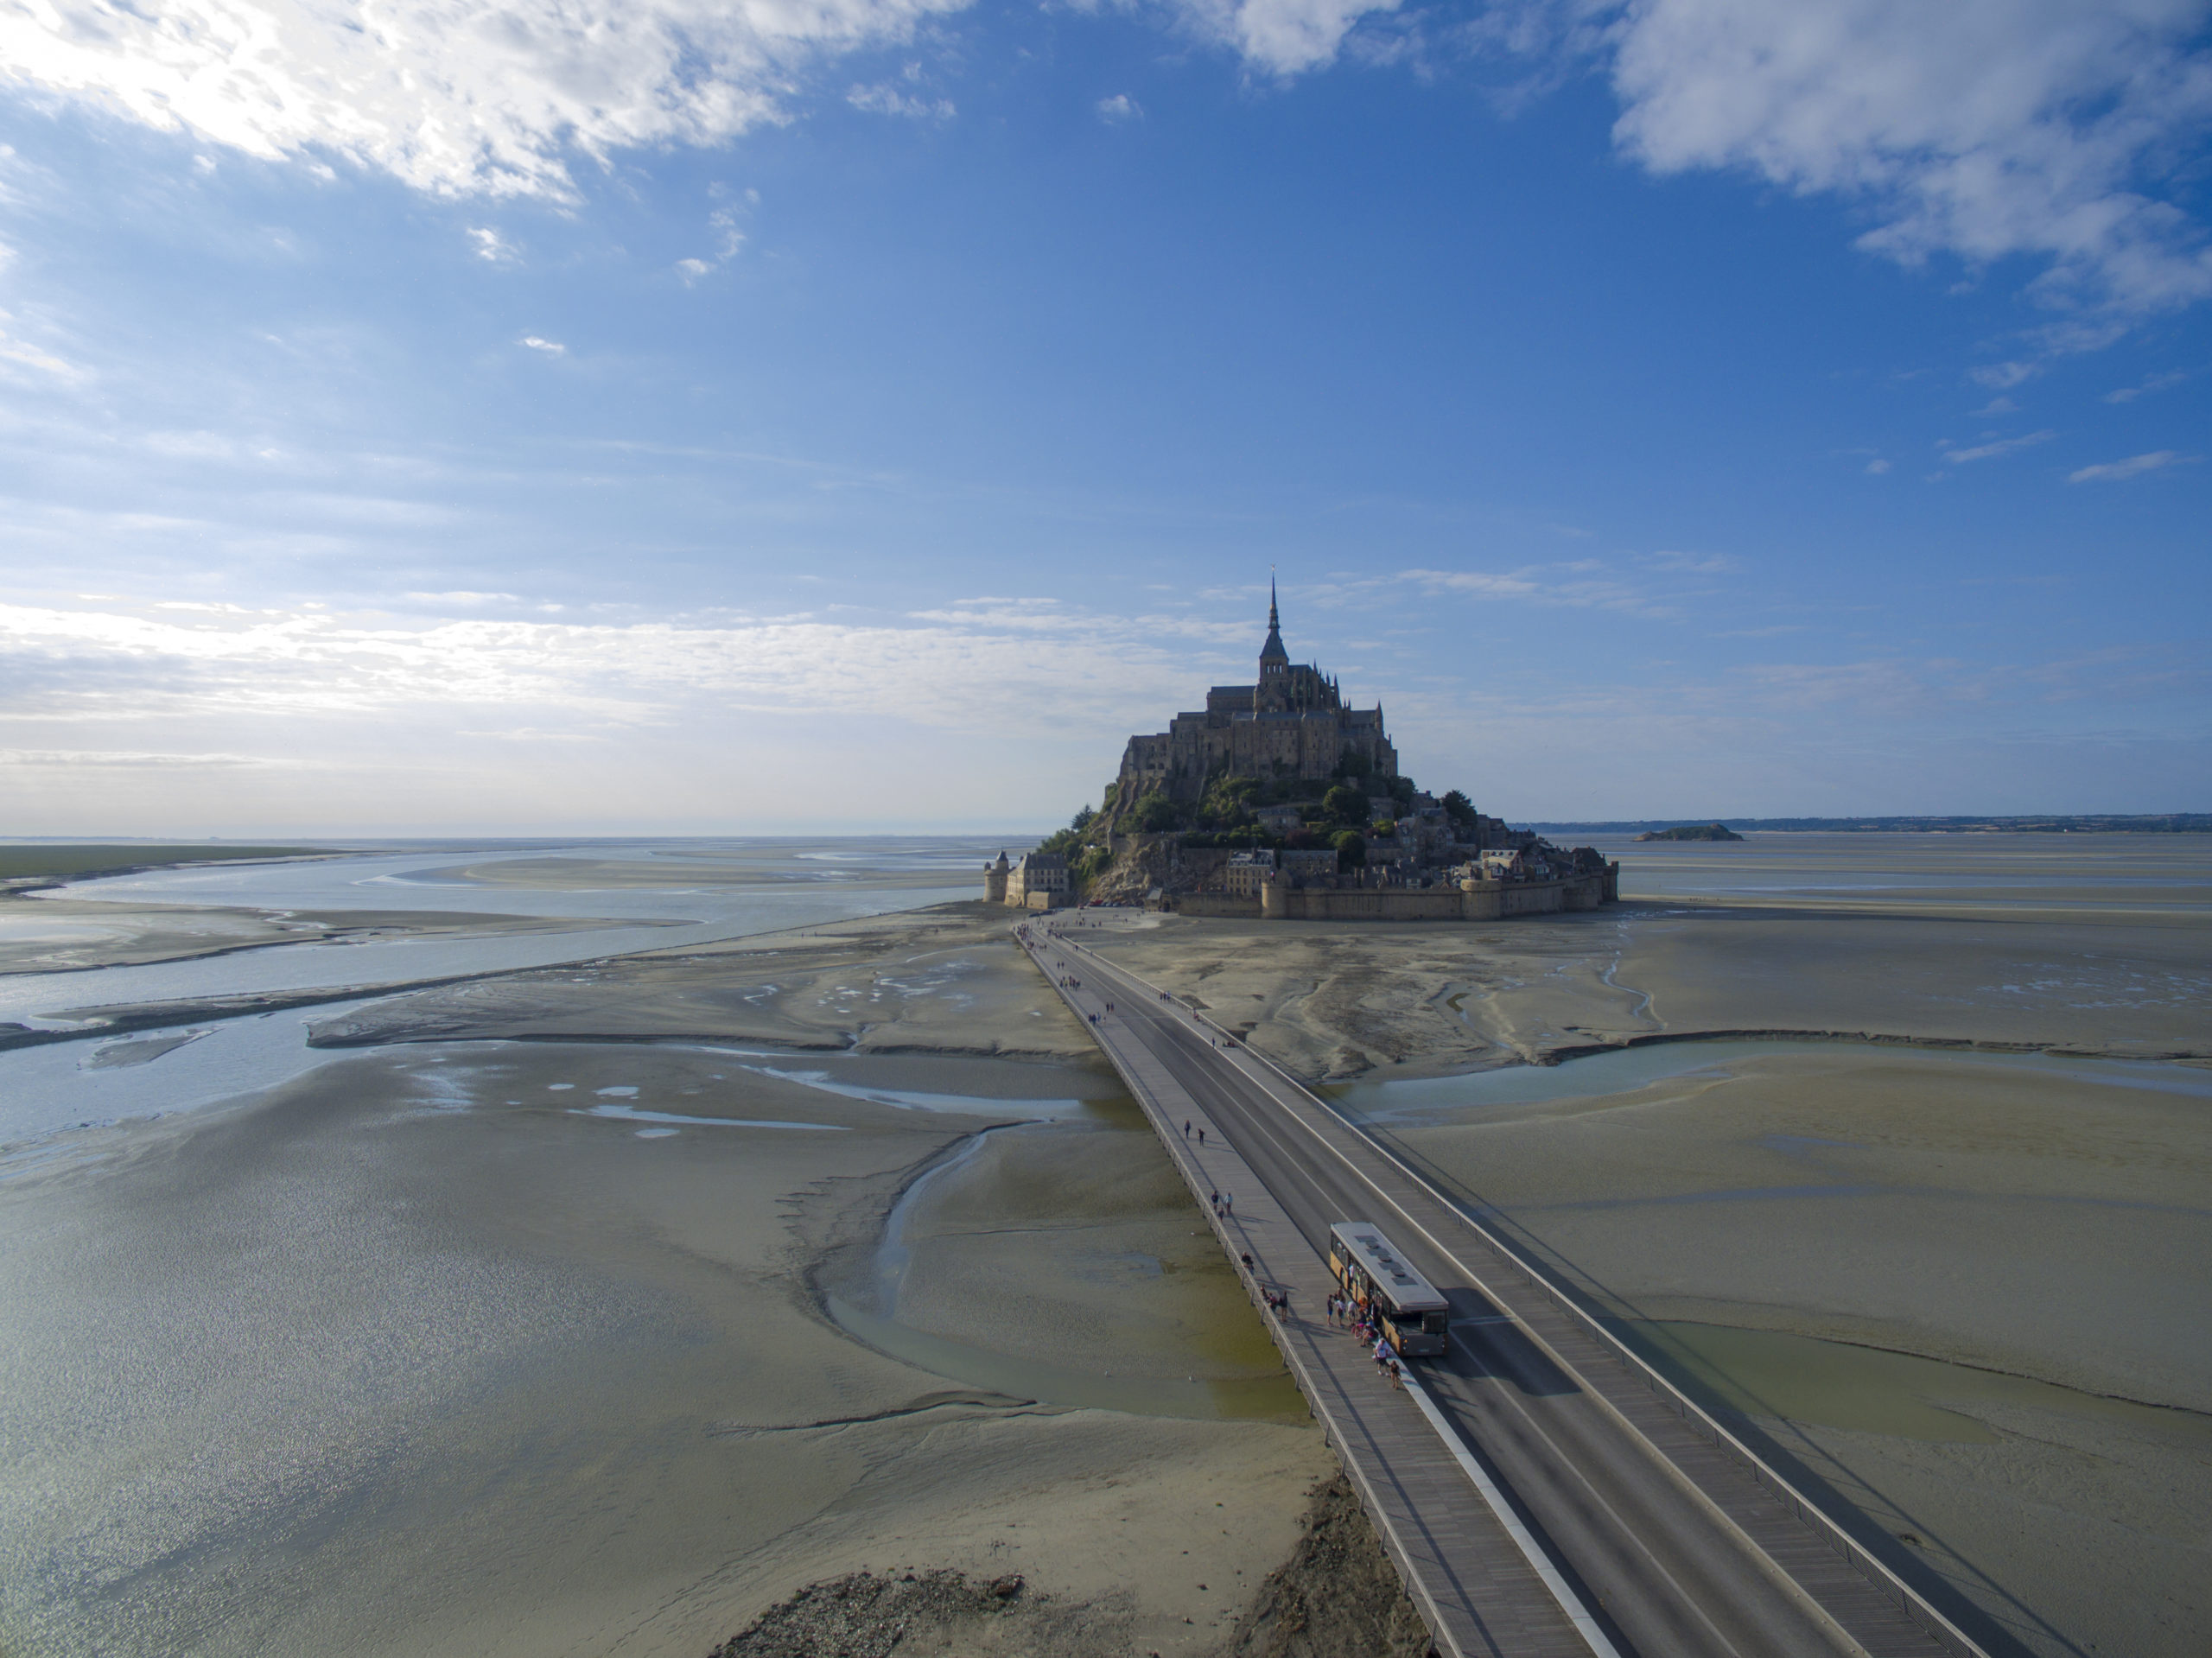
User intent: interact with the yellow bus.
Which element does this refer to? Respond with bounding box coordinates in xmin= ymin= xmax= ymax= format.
xmin=1328 ymin=1221 xmax=1451 ymax=1357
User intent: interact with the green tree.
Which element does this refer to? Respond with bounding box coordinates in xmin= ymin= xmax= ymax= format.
xmin=1323 ymin=784 xmax=1367 ymax=826
xmin=1440 ymin=790 xmax=1477 ymax=826
xmin=1131 ymin=791 xmax=1184 ymax=834
xmin=1332 ymin=829 xmax=1367 ymax=869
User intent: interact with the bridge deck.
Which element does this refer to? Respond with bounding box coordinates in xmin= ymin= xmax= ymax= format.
xmin=1024 ymin=918 xmax=1985 ymax=1658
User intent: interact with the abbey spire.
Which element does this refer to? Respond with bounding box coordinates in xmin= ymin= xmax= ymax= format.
xmin=1260 ymin=575 xmax=1288 ymax=670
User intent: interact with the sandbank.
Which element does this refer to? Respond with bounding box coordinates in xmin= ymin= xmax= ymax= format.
xmin=306 ymin=900 xmax=1099 ymax=1063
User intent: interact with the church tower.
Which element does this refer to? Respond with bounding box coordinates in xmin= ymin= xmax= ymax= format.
xmin=1258 ymin=577 xmax=1290 ymax=708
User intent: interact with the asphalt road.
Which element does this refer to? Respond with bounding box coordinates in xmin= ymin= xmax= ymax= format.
xmin=1046 ymin=927 xmax=1929 ymax=1658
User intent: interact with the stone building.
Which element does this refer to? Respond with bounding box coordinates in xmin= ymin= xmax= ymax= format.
xmin=1106 ymin=582 xmax=1398 ymax=815
xmin=982 ymin=848 xmax=1070 ymax=909
xmin=1223 ymin=848 xmax=1276 ymax=897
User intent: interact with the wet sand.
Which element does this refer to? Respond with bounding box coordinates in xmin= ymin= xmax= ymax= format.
xmin=1076 ymin=832 xmax=2212 ymax=1077
xmin=306 ymin=901 xmax=1100 ymax=1062
xmin=0 ymin=1038 xmax=1331 ymax=1657
xmin=10 ymin=833 xmax=2202 ymax=1657
xmin=1354 ymin=1048 xmax=2212 ymax=1658
xmin=0 ymin=892 xmax=652 ymax=975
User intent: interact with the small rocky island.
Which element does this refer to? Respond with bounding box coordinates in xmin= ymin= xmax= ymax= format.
xmin=985 ymin=588 xmax=1618 ymax=920
xmin=1634 ymin=823 xmax=1744 ymax=842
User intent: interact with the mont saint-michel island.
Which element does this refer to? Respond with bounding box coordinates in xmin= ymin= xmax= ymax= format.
xmin=986 ymin=588 xmax=1618 ymax=919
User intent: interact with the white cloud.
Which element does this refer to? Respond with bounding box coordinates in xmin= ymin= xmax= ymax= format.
xmin=1096 ymin=93 xmax=1143 ymax=123
xmin=676 ymin=257 xmax=712 ymax=283
xmin=1970 ymin=361 xmax=2040 ymax=390
xmin=1395 ymin=564 xmax=1674 ymax=613
xmin=1865 ymin=456 xmax=1891 ymax=474
xmin=847 ymin=82 xmax=956 ymax=118
xmin=1971 ymin=397 xmax=2018 ymax=416
xmin=519 ymin=335 xmax=565 ymax=354
xmin=2068 ymin=449 xmax=2197 ymax=482
xmin=1169 ymin=0 xmax=1402 ymax=75
xmin=2104 ymin=368 xmax=2191 ymax=403
xmin=0 ymin=597 xmax=1225 ymax=739
xmin=1605 ymin=0 xmax=2212 ymax=316
xmin=0 ymin=0 xmax=969 ymax=200
xmin=1938 ymin=429 xmax=2056 ymax=465
xmin=0 ymin=313 xmax=84 ymax=383
xmin=0 ymin=746 xmax=285 ymax=768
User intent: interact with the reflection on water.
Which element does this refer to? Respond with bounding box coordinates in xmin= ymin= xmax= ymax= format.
xmin=571 ymin=1102 xmax=850 ymax=1132
xmin=0 ymin=838 xmax=1000 ymax=1147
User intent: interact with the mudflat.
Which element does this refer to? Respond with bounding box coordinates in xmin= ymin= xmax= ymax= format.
xmin=1075 ymin=831 xmax=2212 ymax=1658
xmin=0 ymin=1037 xmax=1332 ymax=1658
xmin=306 ymin=900 xmax=1100 ymax=1061
xmin=10 ymin=832 xmax=2204 ymax=1658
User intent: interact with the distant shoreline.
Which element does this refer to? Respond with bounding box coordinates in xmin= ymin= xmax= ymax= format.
xmin=1526 ymin=814 xmax=2210 ymax=835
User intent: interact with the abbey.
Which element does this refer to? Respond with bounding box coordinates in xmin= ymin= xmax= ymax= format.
xmin=1106 ymin=582 xmax=1397 ymax=816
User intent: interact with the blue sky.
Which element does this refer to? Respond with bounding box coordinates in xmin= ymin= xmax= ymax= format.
xmin=2 ymin=0 xmax=2207 ymax=835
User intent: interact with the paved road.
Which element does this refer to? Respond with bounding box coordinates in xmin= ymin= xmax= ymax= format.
xmin=1033 ymin=918 xmax=1984 ymax=1658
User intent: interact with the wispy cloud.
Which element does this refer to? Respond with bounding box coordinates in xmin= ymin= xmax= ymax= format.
xmin=0 ymin=314 xmax=84 ymax=383
xmin=0 ymin=596 xmax=1230 ymax=740
xmin=467 ymin=227 xmax=516 ymax=264
xmin=1096 ymin=93 xmax=1143 ymax=123
xmin=2068 ymin=450 xmax=2198 ymax=484
xmin=848 ymin=77 xmax=956 ymax=120
xmin=0 ymin=747 xmax=291 ymax=769
xmin=1392 ymin=562 xmax=1692 ymax=615
xmin=1937 ymin=429 xmax=2055 ymax=467
xmin=2103 ymin=369 xmax=2191 ymax=403
xmin=519 ymin=335 xmax=565 ymax=355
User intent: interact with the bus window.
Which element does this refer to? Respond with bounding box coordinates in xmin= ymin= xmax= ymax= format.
xmin=1422 ymin=1311 xmax=1451 ymax=1336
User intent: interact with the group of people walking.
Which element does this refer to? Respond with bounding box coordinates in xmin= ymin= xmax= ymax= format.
xmin=1323 ymin=1293 xmax=1407 ymax=1388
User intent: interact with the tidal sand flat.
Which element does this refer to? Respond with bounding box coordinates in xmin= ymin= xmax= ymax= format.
xmin=0 ymin=1036 xmax=1333 ymax=1657
xmin=1079 ymin=831 xmax=2212 ymax=1077
xmin=1080 ymin=833 xmax=2211 ymax=1658
xmin=0 ymin=844 xmax=656 ymax=976
xmin=308 ymin=900 xmax=1101 ymax=1063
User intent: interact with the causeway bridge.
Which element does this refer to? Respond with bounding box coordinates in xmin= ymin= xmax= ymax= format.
xmin=1021 ymin=915 xmax=1991 ymax=1658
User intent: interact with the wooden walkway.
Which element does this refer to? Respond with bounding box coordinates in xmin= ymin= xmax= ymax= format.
xmin=1024 ymin=918 xmax=1993 ymax=1658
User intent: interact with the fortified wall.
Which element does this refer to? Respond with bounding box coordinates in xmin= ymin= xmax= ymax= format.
xmin=1173 ymin=865 xmax=1615 ymax=921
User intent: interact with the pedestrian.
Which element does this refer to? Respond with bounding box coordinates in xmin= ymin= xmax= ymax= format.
xmin=1182 ymin=1120 xmax=1190 ymax=1138
xmin=1197 ymin=1128 xmax=1205 ymax=1147
xmin=1223 ymin=1192 xmax=1232 ymax=1216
